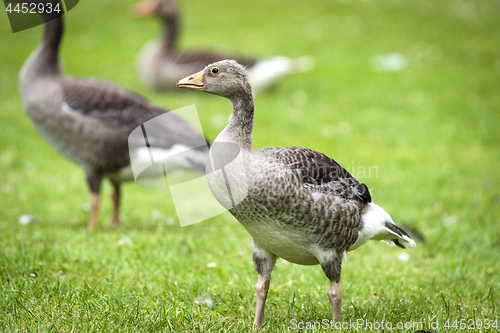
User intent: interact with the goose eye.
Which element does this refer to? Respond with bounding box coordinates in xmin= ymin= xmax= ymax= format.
xmin=211 ymin=67 xmax=219 ymax=75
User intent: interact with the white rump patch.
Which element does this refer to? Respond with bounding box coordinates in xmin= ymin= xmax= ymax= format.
xmin=247 ymin=56 xmax=314 ymax=92
xmin=349 ymin=203 xmax=416 ymax=251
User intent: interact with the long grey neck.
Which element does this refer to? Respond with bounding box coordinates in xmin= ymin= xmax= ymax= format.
xmin=32 ymin=14 xmax=63 ymax=77
xmin=160 ymin=15 xmax=177 ymax=52
xmin=225 ymin=94 xmax=255 ymax=151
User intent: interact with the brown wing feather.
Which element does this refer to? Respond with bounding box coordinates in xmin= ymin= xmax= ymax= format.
xmin=260 ymin=147 xmax=371 ymax=204
xmin=61 ymin=78 xmax=209 ymax=150
xmin=61 ymin=78 xmax=163 ymax=126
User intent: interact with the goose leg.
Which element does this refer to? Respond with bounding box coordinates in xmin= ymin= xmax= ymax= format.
xmin=319 ymin=250 xmax=343 ymax=323
xmin=252 ymin=239 xmax=277 ymax=329
xmin=327 ymin=281 xmax=342 ymax=323
xmin=254 ymin=274 xmax=270 ymax=329
xmin=88 ymin=192 xmax=100 ymax=232
xmin=86 ymin=172 xmax=102 ymax=232
xmin=111 ymin=181 xmax=121 ymax=229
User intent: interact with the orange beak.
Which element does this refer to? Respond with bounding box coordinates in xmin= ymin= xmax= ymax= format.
xmin=176 ymin=70 xmax=204 ymax=91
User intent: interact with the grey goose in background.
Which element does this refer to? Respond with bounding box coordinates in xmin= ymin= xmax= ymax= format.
xmin=177 ymin=60 xmax=416 ymax=328
xmin=19 ymin=0 xmax=208 ymax=231
xmin=134 ymin=0 xmax=314 ymax=92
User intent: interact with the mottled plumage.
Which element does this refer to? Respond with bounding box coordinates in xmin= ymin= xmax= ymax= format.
xmin=19 ymin=0 xmax=207 ymax=230
xmin=260 ymin=147 xmax=371 ymax=204
xmin=230 ymin=149 xmax=365 ymax=262
xmin=177 ymin=60 xmax=415 ymax=328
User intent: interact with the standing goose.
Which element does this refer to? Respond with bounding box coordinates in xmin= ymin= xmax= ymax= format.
xmin=134 ymin=0 xmax=313 ymax=92
xmin=19 ymin=0 xmax=208 ymax=231
xmin=177 ymin=60 xmax=416 ymax=327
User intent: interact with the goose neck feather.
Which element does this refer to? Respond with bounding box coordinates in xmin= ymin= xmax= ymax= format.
xmin=157 ymin=1 xmax=179 ymax=53
xmin=42 ymin=10 xmax=63 ymax=54
xmin=20 ymin=11 xmax=62 ymax=81
xmin=224 ymin=94 xmax=255 ymax=151
xmin=161 ymin=15 xmax=178 ymax=52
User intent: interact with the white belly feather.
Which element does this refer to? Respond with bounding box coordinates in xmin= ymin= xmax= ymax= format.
xmin=243 ymin=217 xmax=320 ymax=266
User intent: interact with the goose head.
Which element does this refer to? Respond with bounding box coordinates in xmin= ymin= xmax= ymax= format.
xmin=176 ymin=60 xmax=252 ymax=99
xmin=134 ymin=0 xmax=177 ymax=20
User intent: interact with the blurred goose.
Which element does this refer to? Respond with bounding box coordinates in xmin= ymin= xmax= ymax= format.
xmin=19 ymin=0 xmax=208 ymax=231
xmin=177 ymin=60 xmax=416 ymax=327
xmin=134 ymin=0 xmax=313 ymax=92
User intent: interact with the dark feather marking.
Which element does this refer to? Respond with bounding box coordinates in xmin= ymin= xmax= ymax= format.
xmin=259 ymin=147 xmax=371 ymax=204
xmin=384 ymin=222 xmax=411 ymax=239
xmin=393 ymin=240 xmax=405 ymax=249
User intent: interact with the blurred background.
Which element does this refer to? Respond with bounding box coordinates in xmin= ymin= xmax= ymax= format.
xmin=1 ymin=0 xmax=499 ymax=330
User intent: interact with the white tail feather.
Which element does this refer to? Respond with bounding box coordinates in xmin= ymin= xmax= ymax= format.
xmin=247 ymin=56 xmax=315 ymax=92
xmin=349 ymin=203 xmax=416 ymax=251
xmin=112 ymin=145 xmax=206 ymax=183
xmin=382 ymin=226 xmax=416 ymax=249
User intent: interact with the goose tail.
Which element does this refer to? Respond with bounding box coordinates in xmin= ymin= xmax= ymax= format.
xmin=246 ymin=56 xmax=315 ymax=92
xmin=126 ymin=144 xmax=208 ymax=189
xmin=381 ymin=221 xmax=416 ymax=249
xmin=359 ymin=203 xmax=416 ymax=250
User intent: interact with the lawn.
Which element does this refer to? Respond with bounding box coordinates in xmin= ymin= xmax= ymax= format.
xmin=1 ymin=0 xmax=499 ymax=331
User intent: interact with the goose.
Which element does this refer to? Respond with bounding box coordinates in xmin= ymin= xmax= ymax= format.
xmin=19 ymin=0 xmax=208 ymax=231
xmin=134 ymin=0 xmax=313 ymax=92
xmin=177 ymin=60 xmax=416 ymax=328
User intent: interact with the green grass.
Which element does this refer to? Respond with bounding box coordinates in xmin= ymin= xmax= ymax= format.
xmin=1 ymin=0 xmax=500 ymax=331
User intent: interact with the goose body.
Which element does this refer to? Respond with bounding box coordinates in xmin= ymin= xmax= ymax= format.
xmin=19 ymin=1 xmax=208 ymax=231
xmin=135 ymin=0 xmax=313 ymax=92
xmin=177 ymin=60 xmax=415 ymax=327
